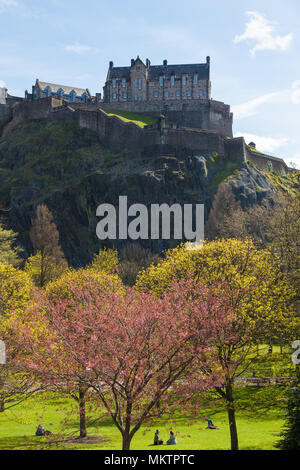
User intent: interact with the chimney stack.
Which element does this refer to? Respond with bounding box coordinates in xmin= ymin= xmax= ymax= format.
xmin=163 ymin=59 xmax=168 ymax=66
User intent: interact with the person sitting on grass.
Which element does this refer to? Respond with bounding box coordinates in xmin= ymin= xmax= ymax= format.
xmin=167 ymin=430 xmax=177 ymax=445
xmin=154 ymin=429 xmax=163 ymax=445
xmin=205 ymin=417 xmax=219 ymax=429
xmin=35 ymin=424 xmax=52 ymax=436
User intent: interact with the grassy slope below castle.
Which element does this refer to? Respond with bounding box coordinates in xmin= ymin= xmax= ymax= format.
xmin=102 ymin=108 xmax=157 ymax=127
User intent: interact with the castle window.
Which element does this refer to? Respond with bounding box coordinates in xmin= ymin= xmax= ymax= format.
xmin=135 ymin=79 xmax=138 ymax=88
xmin=187 ymin=90 xmax=192 ymax=97
xmin=182 ymin=76 xmax=187 ymax=86
xmin=138 ymin=79 xmax=142 ymax=90
xmin=70 ymin=90 xmax=76 ymax=103
xmin=199 ymin=90 xmax=203 ymax=97
xmin=165 ymin=91 xmax=169 ymax=98
xmin=122 ymin=92 xmax=127 ymax=99
xmin=176 ymin=90 xmax=180 ymax=97
xmin=112 ymin=92 xmax=117 ymax=100
xmin=171 ymin=75 xmax=175 ymax=87
xmin=134 ymin=94 xmax=138 ymax=101
xmin=154 ymin=91 xmax=159 ymax=98
xmin=44 ymin=86 xmax=51 ymax=97
xmin=35 ymin=89 xmax=39 ymax=100
xmin=193 ymin=74 xmax=198 ymax=84
xmin=112 ymin=79 xmax=117 ymax=89
xmin=159 ymin=76 xmax=164 ymax=87
xmin=122 ymin=79 xmax=126 ymax=88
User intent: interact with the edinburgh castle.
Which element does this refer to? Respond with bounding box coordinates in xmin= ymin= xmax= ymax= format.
xmin=0 ymin=56 xmax=290 ymax=173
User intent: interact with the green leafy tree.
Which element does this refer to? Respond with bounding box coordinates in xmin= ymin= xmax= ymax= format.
xmin=277 ymin=370 xmax=300 ymax=450
xmin=89 ymin=247 xmax=119 ymax=274
xmin=0 ymin=224 xmax=22 ymax=266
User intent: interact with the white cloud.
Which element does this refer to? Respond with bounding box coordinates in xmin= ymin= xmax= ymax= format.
xmin=234 ymin=11 xmax=293 ymax=56
xmin=0 ymin=0 xmax=18 ymax=13
xmin=232 ymin=81 xmax=300 ymax=120
xmin=291 ymin=81 xmax=300 ymax=104
xmin=234 ymin=132 xmax=289 ymax=154
xmin=231 ymin=90 xmax=284 ymax=119
xmin=289 ymin=154 xmax=300 ymax=169
xmin=64 ymin=43 xmax=98 ymax=54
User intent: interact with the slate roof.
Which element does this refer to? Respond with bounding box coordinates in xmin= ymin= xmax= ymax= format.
xmin=36 ymin=80 xmax=91 ymax=97
xmin=108 ymin=62 xmax=209 ymax=81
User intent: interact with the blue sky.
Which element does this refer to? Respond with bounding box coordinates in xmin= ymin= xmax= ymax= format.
xmin=1 ymin=0 xmax=300 ymax=167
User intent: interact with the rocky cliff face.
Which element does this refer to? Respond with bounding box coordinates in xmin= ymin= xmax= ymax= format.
xmin=0 ymin=120 xmax=281 ymax=266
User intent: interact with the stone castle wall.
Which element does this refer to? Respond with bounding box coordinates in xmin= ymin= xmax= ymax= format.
xmin=1 ymin=98 xmax=289 ymax=174
xmin=245 ymin=146 xmax=289 ymax=173
xmin=100 ymin=99 xmax=233 ymax=138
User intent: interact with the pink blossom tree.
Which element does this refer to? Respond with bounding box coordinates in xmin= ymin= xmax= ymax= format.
xmin=13 ymin=279 xmax=237 ymax=450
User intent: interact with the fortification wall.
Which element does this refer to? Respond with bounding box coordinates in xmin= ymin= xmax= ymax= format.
xmin=245 ymin=147 xmax=289 ymax=173
xmin=224 ymin=137 xmax=247 ymax=163
xmin=0 ymin=104 xmax=11 ymax=122
xmin=225 ymin=137 xmax=288 ymax=173
xmin=12 ymin=97 xmax=62 ymax=123
xmin=100 ymin=99 xmax=233 ymax=138
xmin=2 ymin=98 xmax=289 ymax=174
xmin=77 ymin=108 xmax=225 ymax=155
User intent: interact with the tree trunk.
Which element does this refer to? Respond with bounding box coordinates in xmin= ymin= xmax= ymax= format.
xmin=79 ymin=385 xmax=87 ymax=438
xmin=0 ymin=400 xmax=4 ymax=412
xmin=226 ymin=383 xmax=238 ymax=451
xmin=122 ymin=432 xmax=132 ymax=450
xmin=268 ymin=341 xmax=273 ymax=354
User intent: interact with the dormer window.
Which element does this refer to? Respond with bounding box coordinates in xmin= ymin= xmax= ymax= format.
xmin=44 ymin=86 xmax=52 ymax=97
xmin=193 ymin=75 xmax=198 ymax=85
xmin=171 ymin=75 xmax=175 ymax=87
xmin=70 ymin=90 xmax=76 ymax=103
xmin=57 ymin=88 xmax=64 ymax=97
xmin=159 ymin=76 xmax=164 ymax=87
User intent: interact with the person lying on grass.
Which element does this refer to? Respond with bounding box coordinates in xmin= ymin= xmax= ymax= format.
xmin=204 ymin=417 xmax=219 ymax=429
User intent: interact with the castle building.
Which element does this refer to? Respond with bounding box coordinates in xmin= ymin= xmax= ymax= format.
xmin=103 ymin=56 xmax=211 ymax=104
xmin=31 ymin=79 xmax=92 ymax=103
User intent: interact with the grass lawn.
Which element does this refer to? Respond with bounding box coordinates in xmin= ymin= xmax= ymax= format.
xmin=0 ymin=390 xmax=284 ymax=450
xmin=102 ymin=109 xmax=157 ymax=128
